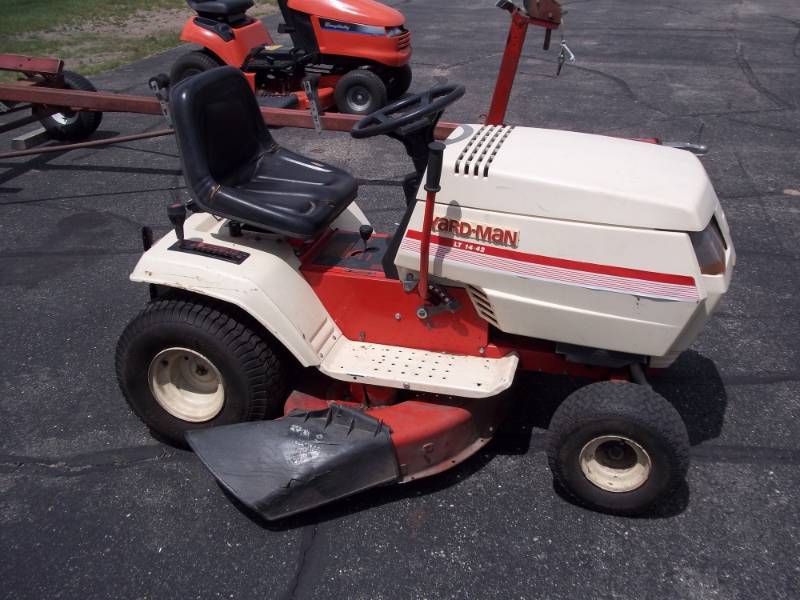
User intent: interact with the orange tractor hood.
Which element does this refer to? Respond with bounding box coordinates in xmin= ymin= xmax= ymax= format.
xmin=288 ymin=0 xmax=405 ymax=26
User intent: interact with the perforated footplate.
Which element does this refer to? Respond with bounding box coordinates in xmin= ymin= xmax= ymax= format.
xmin=320 ymin=339 xmax=519 ymax=398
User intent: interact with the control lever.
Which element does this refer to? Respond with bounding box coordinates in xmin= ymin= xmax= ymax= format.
xmin=359 ymin=225 xmax=374 ymax=251
xmin=302 ymin=74 xmax=322 ymax=133
xmin=416 ymin=141 xmax=446 ymax=303
xmin=167 ymin=202 xmax=187 ymax=246
xmin=425 ymin=141 xmax=446 ymax=195
xmin=148 ymin=73 xmax=172 ymax=127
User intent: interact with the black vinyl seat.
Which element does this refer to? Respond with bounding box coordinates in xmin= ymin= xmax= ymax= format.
xmin=188 ymin=0 xmax=254 ymax=18
xmin=170 ymin=67 xmax=358 ymax=239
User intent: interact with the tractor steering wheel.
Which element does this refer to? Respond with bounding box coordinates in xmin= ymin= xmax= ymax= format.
xmin=350 ymin=84 xmax=465 ymax=139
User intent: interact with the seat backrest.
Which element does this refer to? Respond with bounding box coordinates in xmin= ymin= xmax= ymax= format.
xmin=170 ymin=66 xmax=273 ymax=210
xmin=187 ymin=0 xmax=254 ymax=19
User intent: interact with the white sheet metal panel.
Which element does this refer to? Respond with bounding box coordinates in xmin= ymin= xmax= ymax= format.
xmin=320 ymin=338 xmax=519 ymax=398
xmin=432 ymin=124 xmax=718 ymax=232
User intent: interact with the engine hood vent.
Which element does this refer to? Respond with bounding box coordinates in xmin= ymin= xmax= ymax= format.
xmin=467 ymin=285 xmax=499 ymax=326
xmin=454 ymin=125 xmax=514 ymax=179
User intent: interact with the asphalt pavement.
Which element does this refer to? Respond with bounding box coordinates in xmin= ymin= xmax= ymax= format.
xmin=1 ymin=1 xmax=799 ymax=598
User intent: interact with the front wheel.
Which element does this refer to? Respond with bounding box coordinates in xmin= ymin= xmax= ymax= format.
xmin=546 ymin=381 xmax=690 ymax=515
xmin=334 ymin=69 xmax=387 ymax=115
xmin=33 ymin=70 xmax=103 ymax=141
xmin=115 ymin=297 xmax=287 ymax=447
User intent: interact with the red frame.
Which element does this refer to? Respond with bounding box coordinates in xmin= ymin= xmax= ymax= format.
xmin=300 ymin=231 xmax=489 ymax=355
xmin=485 ymin=4 xmax=561 ymax=126
xmin=0 ymin=54 xmax=63 ymax=76
xmin=299 ymin=229 xmax=629 ymax=381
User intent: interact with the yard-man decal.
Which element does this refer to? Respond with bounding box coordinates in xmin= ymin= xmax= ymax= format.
xmin=431 ymin=217 xmax=520 ymax=247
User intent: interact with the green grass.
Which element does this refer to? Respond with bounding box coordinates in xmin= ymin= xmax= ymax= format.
xmin=0 ymin=0 xmax=275 ymax=77
xmin=0 ymin=0 xmax=185 ymax=35
xmin=1 ymin=33 xmax=180 ymax=75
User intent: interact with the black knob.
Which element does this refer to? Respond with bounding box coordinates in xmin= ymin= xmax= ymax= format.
xmin=167 ymin=202 xmax=187 ymax=242
xmin=359 ymin=225 xmax=373 ymax=247
xmin=424 ymin=141 xmax=446 ymax=193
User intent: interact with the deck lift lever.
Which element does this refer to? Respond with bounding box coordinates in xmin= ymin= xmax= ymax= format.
xmin=415 ymin=142 xmax=461 ymax=322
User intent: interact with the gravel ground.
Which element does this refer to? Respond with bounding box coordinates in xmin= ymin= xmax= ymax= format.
xmin=1 ymin=1 xmax=799 ymax=598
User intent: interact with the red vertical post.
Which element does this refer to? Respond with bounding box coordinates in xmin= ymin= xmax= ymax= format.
xmin=417 ymin=189 xmax=437 ymax=300
xmin=417 ymin=142 xmax=446 ymax=301
xmin=485 ymin=11 xmax=530 ymax=126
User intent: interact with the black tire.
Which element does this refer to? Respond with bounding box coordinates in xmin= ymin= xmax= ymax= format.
xmin=115 ymin=297 xmax=286 ymax=447
xmin=546 ymin=381 xmax=690 ymax=516
xmin=169 ymin=50 xmax=223 ymax=84
xmin=33 ymin=70 xmax=102 ymax=141
xmin=334 ymin=69 xmax=388 ymax=115
xmin=385 ymin=64 xmax=412 ymax=100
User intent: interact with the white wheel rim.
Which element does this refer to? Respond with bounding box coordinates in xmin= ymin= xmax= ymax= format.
xmin=346 ymin=85 xmax=372 ymax=111
xmin=579 ymin=435 xmax=652 ymax=493
xmin=148 ymin=347 xmax=225 ymax=422
xmin=51 ymin=111 xmax=79 ymax=126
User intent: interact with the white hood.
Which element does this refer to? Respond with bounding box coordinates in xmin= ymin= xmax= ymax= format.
xmin=430 ymin=125 xmax=718 ymax=232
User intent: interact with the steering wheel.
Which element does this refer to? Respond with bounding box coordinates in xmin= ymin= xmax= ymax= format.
xmin=351 ymin=84 xmax=465 ymax=139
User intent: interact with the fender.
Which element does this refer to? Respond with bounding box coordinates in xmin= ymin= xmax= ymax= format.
xmin=131 ymin=211 xmax=372 ymax=366
xmin=179 ymin=17 xmax=273 ymax=68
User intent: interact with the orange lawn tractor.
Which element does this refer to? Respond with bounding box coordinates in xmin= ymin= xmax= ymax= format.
xmin=171 ymin=0 xmax=412 ymax=114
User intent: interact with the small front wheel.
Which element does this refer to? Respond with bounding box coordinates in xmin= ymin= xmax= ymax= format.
xmin=335 ymin=69 xmax=387 ymax=115
xmin=115 ymin=296 xmax=286 ymax=447
xmin=546 ymin=381 xmax=690 ymax=515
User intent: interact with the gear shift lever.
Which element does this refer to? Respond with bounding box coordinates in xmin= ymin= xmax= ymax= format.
xmin=167 ymin=202 xmax=187 ymax=246
xmin=359 ymin=224 xmax=373 ymax=251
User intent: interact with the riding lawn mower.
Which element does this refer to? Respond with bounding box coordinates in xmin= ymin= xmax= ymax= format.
xmin=171 ymin=0 xmax=412 ymax=114
xmin=115 ymin=0 xmax=734 ymax=521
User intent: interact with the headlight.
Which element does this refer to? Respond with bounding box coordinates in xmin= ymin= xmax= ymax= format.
xmin=689 ymin=217 xmax=727 ymax=275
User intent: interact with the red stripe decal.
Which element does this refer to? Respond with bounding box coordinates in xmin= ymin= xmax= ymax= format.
xmin=405 ymin=230 xmax=695 ymax=287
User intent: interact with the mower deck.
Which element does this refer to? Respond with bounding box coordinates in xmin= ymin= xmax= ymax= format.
xmin=186 ymin=376 xmax=507 ymax=520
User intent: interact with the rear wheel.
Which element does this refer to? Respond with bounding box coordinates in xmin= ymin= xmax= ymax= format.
xmin=335 ymin=69 xmax=387 ymax=115
xmin=33 ymin=70 xmax=103 ymax=141
xmin=546 ymin=381 xmax=690 ymax=515
xmin=170 ymin=50 xmax=223 ymax=84
xmin=115 ymin=297 xmax=286 ymax=447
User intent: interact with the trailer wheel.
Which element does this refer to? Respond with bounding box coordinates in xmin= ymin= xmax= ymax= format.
xmin=33 ymin=70 xmax=103 ymax=141
xmin=546 ymin=381 xmax=689 ymax=515
xmin=170 ymin=51 xmax=223 ymax=84
xmin=115 ymin=297 xmax=286 ymax=447
xmin=385 ymin=64 xmax=413 ymax=100
xmin=335 ymin=69 xmax=387 ymax=115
